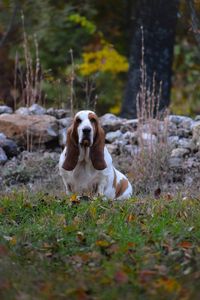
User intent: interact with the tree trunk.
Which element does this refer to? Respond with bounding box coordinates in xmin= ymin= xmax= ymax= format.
xmin=121 ymin=0 xmax=179 ymax=119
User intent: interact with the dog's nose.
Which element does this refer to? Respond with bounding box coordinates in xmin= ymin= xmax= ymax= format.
xmin=82 ymin=127 xmax=91 ymax=134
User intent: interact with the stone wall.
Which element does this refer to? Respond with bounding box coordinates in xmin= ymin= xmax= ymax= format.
xmin=0 ymin=104 xmax=200 ymax=193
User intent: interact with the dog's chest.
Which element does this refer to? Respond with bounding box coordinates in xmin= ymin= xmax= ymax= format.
xmin=71 ymin=161 xmax=99 ymax=187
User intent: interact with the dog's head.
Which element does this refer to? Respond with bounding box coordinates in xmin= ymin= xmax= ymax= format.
xmin=62 ymin=110 xmax=107 ymax=171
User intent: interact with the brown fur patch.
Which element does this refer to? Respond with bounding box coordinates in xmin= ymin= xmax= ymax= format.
xmin=115 ymin=177 xmax=129 ymax=198
xmin=112 ymin=168 xmax=117 ymax=189
xmin=89 ymin=112 xmax=107 ymax=170
xmin=62 ymin=117 xmax=79 ymax=171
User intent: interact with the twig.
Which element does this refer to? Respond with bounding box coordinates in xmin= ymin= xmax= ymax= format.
xmin=69 ymin=49 xmax=75 ymax=116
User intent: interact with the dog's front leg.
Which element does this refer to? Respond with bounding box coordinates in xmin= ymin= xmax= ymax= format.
xmin=96 ymin=178 xmax=107 ymax=197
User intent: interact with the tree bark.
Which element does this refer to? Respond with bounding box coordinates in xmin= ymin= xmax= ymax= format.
xmin=121 ymin=0 xmax=179 ymax=119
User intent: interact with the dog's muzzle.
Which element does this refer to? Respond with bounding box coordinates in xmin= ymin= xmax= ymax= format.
xmin=81 ymin=127 xmax=92 ymax=147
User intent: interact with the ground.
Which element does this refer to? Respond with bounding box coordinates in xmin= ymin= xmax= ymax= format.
xmin=0 ymin=191 xmax=200 ymax=300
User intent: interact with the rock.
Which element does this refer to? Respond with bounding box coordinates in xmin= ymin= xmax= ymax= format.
xmin=168 ymin=115 xmax=193 ymax=126
xmin=195 ymin=115 xmax=200 ymax=121
xmin=29 ymin=104 xmax=46 ymax=115
xmin=121 ymin=119 xmax=138 ymax=132
xmin=171 ymin=148 xmax=190 ymax=158
xmin=105 ymin=130 xmax=122 ymax=143
xmin=123 ymin=131 xmax=138 ymax=144
xmin=192 ymin=121 xmax=200 ymax=149
xmin=0 ymin=105 xmax=13 ymax=114
xmin=168 ymin=136 xmax=179 ymax=149
xmin=0 ymin=133 xmax=18 ymax=158
xmin=0 ymin=114 xmax=58 ymax=147
xmin=106 ymin=144 xmax=119 ymax=155
xmin=177 ymin=138 xmax=196 ymax=151
xmin=141 ymin=133 xmax=157 ymax=146
xmin=177 ymin=128 xmax=191 ymax=138
xmin=0 ymin=147 xmax=8 ymax=164
xmin=0 ymin=132 xmax=7 ymax=142
xmin=58 ymin=117 xmax=73 ymax=128
xmin=168 ymin=122 xmax=177 ymax=136
xmin=0 ymin=138 xmax=18 ymax=158
xmin=15 ymin=107 xmax=31 ymax=115
xmin=100 ymin=113 xmax=124 ymax=133
xmin=46 ymin=108 xmax=71 ymax=119
xmin=123 ymin=144 xmax=139 ymax=156
xmin=168 ymin=157 xmax=183 ymax=168
xmin=59 ymin=128 xmax=67 ymax=146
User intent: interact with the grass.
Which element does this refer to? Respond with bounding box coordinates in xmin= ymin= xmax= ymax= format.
xmin=0 ymin=192 xmax=200 ymax=300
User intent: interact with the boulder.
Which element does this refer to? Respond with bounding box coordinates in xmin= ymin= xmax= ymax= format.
xmin=46 ymin=108 xmax=71 ymax=119
xmin=177 ymin=138 xmax=196 ymax=151
xmin=58 ymin=117 xmax=73 ymax=128
xmin=29 ymin=104 xmax=46 ymax=115
xmin=0 ymin=105 xmax=13 ymax=114
xmin=59 ymin=128 xmax=67 ymax=146
xmin=15 ymin=107 xmax=31 ymax=115
xmin=192 ymin=121 xmax=200 ymax=149
xmin=168 ymin=157 xmax=183 ymax=169
xmin=100 ymin=113 xmax=124 ymax=132
xmin=140 ymin=132 xmax=157 ymax=146
xmin=0 ymin=114 xmax=58 ymax=147
xmin=121 ymin=119 xmax=138 ymax=132
xmin=105 ymin=130 xmax=122 ymax=143
xmin=0 ymin=134 xmax=18 ymax=158
xmin=123 ymin=131 xmax=138 ymax=144
xmin=106 ymin=144 xmax=119 ymax=155
xmin=168 ymin=136 xmax=179 ymax=149
xmin=168 ymin=115 xmax=193 ymax=127
xmin=0 ymin=147 xmax=8 ymax=164
xmin=171 ymin=148 xmax=190 ymax=158
xmin=195 ymin=115 xmax=200 ymax=121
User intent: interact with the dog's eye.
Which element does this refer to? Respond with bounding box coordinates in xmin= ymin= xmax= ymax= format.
xmin=76 ymin=118 xmax=81 ymax=124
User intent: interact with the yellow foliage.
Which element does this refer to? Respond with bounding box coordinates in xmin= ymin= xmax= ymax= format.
xmin=79 ymin=43 xmax=129 ymax=76
xmin=155 ymin=278 xmax=181 ymax=293
xmin=110 ymin=104 xmax=121 ymax=115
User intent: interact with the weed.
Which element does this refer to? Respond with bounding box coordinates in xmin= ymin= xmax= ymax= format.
xmin=130 ymin=27 xmax=171 ymax=195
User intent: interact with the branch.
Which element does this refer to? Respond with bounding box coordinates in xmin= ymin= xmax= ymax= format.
xmin=188 ymin=0 xmax=200 ymax=49
xmin=0 ymin=0 xmax=19 ymax=48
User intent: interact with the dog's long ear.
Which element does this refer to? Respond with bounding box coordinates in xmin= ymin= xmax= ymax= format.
xmin=62 ymin=124 xmax=79 ymax=171
xmin=90 ymin=118 xmax=107 ymax=170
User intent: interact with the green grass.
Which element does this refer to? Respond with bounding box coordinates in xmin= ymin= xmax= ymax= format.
xmin=0 ymin=192 xmax=200 ymax=299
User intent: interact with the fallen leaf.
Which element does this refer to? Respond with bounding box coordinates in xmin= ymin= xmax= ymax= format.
xmin=126 ymin=214 xmax=135 ymax=222
xmin=139 ymin=269 xmax=156 ymax=284
xmin=96 ymin=240 xmax=110 ymax=248
xmin=77 ymin=231 xmax=86 ymax=244
xmin=3 ymin=235 xmax=17 ymax=246
xmin=70 ymin=194 xmax=80 ymax=204
xmin=0 ymin=245 xmax=8 ymax=256
xmin=155 ymin=278 xmax=181 ymax=293
xmin=115 ymin=270 xmax=129 ymax=284
xmin=178 ymin=241 xmax=193 ymax=249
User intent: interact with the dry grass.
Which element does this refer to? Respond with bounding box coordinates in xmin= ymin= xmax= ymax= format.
xmin=130 ymin=27 xmax=171 ymax=195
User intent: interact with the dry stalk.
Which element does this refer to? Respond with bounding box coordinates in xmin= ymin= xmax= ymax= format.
xmin=131 ymin=26 xmax=170 ymax=195
xmin=18 ymin=11 xmax=43 ymax=107
xmin=69 ymin=49 xmax=75 ymax=116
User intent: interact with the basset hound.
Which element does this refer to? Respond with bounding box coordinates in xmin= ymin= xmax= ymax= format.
xmin=59 ymin=110 xmax=133 ymax=200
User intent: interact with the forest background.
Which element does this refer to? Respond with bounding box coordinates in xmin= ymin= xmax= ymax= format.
xmin=0 ymin=0 xmax=200 ymax=117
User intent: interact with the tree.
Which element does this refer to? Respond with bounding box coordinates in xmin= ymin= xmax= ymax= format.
xmin=121 ymin=0 xmax=180 ymax=119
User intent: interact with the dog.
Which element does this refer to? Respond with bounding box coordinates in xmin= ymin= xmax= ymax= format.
xmin=59 ymin=110 xmax=132 ymax=200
